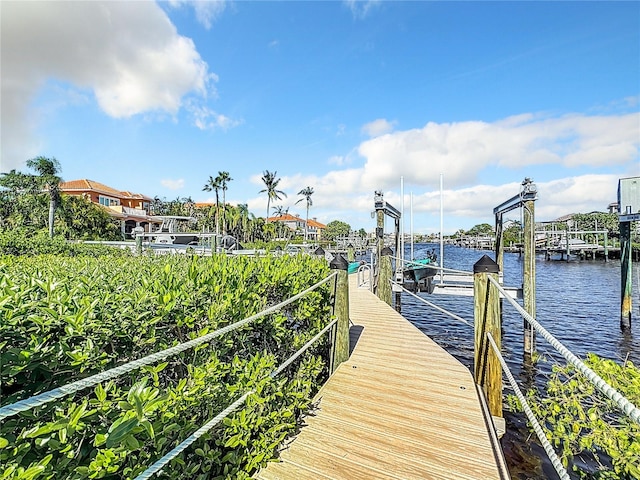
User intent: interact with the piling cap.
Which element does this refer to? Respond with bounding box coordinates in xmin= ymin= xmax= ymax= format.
xmin=329 ymin=253 xmax=349 ymax=270
xmin=380 ymin=246 xmax=393 ymax=256
xmin=313 ymin=246 xmax=325 ymax=256
xmin=473 ymin=254 xmax=499 ymax=274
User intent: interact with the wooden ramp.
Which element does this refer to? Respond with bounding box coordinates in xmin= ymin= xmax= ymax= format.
xmin=256 ymin=275 xmax=509 ymax=480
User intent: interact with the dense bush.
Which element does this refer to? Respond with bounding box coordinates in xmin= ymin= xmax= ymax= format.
xmin=0 ymin=229 xmax=130 ymax=257
xmin=0 ymin=253 xmax=333 ymax=479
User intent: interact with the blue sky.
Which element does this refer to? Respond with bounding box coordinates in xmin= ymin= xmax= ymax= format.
xmin=2 ymin=1 xmax=639 ymax=233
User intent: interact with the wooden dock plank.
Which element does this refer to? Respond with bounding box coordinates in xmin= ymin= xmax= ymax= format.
xmin=256 ymin=275 xmax=507 ymax=479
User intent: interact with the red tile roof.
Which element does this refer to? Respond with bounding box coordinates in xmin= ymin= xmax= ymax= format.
xmin=60 ymin=179 xmax=153 ymax=201
xmin=307 ymin=218 xmax=326 ymax=229
xmin=267 ymin=214 xmax=326 ymax=229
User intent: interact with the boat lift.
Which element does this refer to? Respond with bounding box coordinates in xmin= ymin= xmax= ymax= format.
xmin=374 ymin=191 xmax=402 ymax=292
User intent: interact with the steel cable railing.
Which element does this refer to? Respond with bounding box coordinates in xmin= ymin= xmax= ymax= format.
xmin=391 ymin=280 xmax=472 ymax=327
xmin=486 ymin=333 xmax=571 ymax=480
xmin=0 ymin=271 xmax=338 ymax=421
xmin=134 ymin=318 xmax=338 ymax=479
xmin=487 ymin=275 xmax=640 ymax=425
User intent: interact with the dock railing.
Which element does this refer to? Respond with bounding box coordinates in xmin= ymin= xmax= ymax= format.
xmin=389 ymin=255 xmax=640 ymax=479
xmin=0 ymin=268 xmax=347 ymax=479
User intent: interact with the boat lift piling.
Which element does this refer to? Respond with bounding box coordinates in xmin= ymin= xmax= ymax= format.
xmin=493 ymin=178 xmax=538 ymax=355
xmin=618 ymin=176 xmax=639 ymax=331
xmin=374 ymin=191 xmax=401 ymax=307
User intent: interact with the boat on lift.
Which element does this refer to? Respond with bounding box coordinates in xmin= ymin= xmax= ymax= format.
xmin=403 ymin=249 xmax=438 ymax=283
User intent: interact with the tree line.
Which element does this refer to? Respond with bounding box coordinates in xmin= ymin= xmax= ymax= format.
xmin=0 ymin=158 xmax=354 ymax=244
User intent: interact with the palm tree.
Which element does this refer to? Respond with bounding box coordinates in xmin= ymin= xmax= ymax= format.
xmin=216 ymin=171 xmax=232 ymax=234
xmin=296 ymin=186 xmax=314 ymax=241
xmin=202 ymin=175 xmax=221 ymax=234
xmin=259 ymin=170 xmax=287 ymax=220
xmin=26 ymin=156 xmax=62 ymax=238
xmin=272 ymin=205 xmax=289 ymax=217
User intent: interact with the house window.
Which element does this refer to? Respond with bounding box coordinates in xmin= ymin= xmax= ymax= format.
xmin=99 ymin=195 xmax=120 ymax=207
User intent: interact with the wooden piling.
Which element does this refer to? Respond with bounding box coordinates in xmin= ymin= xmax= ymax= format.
xmin=620 ymin=221 xmax=632 ymax=330
xmin=330 ymin=254 xmax=350 ymax=372
xmin=347 ymin=244 xmax=355 ymax=262
xmin=378 ymin=246 xmax=393 ymax=306
xmin=473 ymin=255 xmax=502 ymax=418
xmin=523 ymin=198 xmax=536 ymax=354
xmin=495 ymin=212 xmax=504 ymax=272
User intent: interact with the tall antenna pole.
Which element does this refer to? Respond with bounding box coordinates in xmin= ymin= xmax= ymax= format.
xmin=401 ymin=176 xmax=405 ymax=265
xmin=440 ymin=173 xmax=444 ymax=285
xmin=410 ymin=192 xmax=414 ymax=261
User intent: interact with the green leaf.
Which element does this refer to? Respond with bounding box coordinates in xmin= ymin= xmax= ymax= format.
xmin=106 ymin=418 xmax=138 ymax=448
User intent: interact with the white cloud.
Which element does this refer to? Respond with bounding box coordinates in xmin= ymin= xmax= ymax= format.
xmin=167 ymin=0 xmax=228 ymax=29
xmin=361 ymin=118 xmax=396 ymax=137
xmin=343 ymin=0 xmax=381 ymax=19
xmin=354 ymin=112 xmax=640 ymax=191
xmin=0 ymin=1 xmax=217 ymax=171
xmin=328 ymin=155 xmax=347 ymax=166
xmin=189 ymin=103 xmax=242 ymax=130
xmin=161 ymin=178 xmax=185 ymax=190
xmin=269 ymin=110 xmax=638 ymax=230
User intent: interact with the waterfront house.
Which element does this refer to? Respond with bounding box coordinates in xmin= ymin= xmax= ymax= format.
xmin=59 ymin=179 xmax=161 ymax=238
xmin=267 ymin=213 xmax=326 ymax=240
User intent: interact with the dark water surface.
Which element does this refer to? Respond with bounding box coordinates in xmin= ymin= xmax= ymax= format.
xmin=397 ymin=243 xmax=640 ymax=479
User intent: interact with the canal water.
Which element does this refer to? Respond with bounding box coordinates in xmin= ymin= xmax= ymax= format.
xmin=397 ymin=243 xmax=640 ymax=479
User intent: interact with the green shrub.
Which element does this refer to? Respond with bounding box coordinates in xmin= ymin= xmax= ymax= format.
xmin=0 ymin=254 xmax=333 ymax=479
xmin=512 ymin=354 xmax=640 ymax=479
xmin=0 ymin=228 xmax=130 ymax=257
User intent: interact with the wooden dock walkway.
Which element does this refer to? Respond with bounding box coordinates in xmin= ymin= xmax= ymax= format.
xmin=256 ymin=274 xmax=509 ymax=480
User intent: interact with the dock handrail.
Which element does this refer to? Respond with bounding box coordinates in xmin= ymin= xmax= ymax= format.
xmin=135 ymin=318 xmax=338 ymax=479
xmin=0 ymin=271 xmax=338 ymax=421
xmin=357 ymin=263 xmax=372 ymax=290
xmin=392 ymin=280 xmax=472 ymax=327
xmin=487 ymin=275 xmax=640 ymax=425
xmin=394 ymin=265 xmax=639 ymax=479
xmin=486 ymin=333 xmax=570 ymax=480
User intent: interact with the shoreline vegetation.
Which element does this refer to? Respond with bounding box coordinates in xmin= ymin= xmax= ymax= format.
xmin=1 ymin=249 xmax=334 ymax=479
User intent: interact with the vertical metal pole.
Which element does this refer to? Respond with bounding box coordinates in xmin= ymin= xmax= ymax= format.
xmin=401 ymin=176 xmax=405 ymax=266
xmin=439 ymin=173 xmax=444 ymax=285
xmin=523 ymin=199 xmax=536 ymax=354
xmin=473 ymin=255 xmax=502 ymax=418
xmin=330 ymin=254 xmax=350 ymax=372
xmin=410 ymin=192 xmax=414 ymax=261
xmin=620 ymin=221 xmax=632 ymax=330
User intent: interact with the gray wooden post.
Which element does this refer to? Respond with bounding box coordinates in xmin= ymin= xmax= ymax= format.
xmin=523 ymin=198 xmax=536 ymax=354
xmin=620 ymin=221 xmax=632 ymax=330
xmin=378 ymin=246 xmax=393 ymax=306
xmin=136 ymin=235 xmax=142 ymax=256
xmin=495 ymin=212 xmax=504 ymax=272
xmin=375 ymin=209 xmax=385 ymax=294
xmin=473 ymin=255 xmax=502 ymax=418
xmin=330 ymin=254 xmax=350 ymax=372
